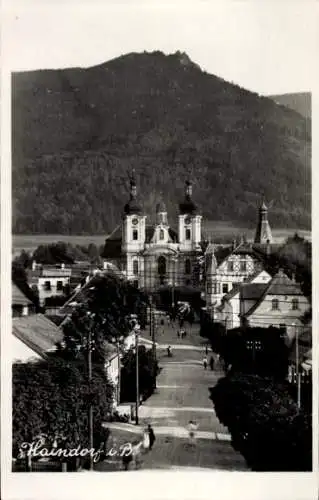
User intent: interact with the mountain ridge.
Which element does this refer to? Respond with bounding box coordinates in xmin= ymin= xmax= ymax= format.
xmin=12 ymin=51 xmax=311 ymax=234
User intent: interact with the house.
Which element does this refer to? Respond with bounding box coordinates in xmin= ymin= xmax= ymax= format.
xmin=240 ymin=269 xmax=309 ymax=338
xmin=215 ymin=270 xmax=272 ymax=329
xmin=12 ymin=313 xmax=64 ymax=363
xmin=204 ymin=241 xmax=268 ymax=311
xmin=28 ymin=262 xmax=72 ymax=307
xmin=12 ymin=282 xmax=36 ymax=317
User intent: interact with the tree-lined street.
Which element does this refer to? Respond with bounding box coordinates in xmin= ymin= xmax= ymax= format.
xmin=103 ymin=318 xmax=248 ymax=471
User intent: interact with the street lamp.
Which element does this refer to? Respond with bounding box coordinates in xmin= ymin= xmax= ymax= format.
xmin=134 ymin=321 xmax=141 ymax=425
xmin=86 ymin=311 xmax=95 ymax=471
xmin=292 ymin=323 xmax=301 ymax=409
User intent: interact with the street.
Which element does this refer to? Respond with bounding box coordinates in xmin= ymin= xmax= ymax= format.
xmin=101 ymin=319 xmax=248 ymax=471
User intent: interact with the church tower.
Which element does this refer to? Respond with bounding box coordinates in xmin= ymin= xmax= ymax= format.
xmin=205 ymin=242 xmax=221 ymax=308
xmin=121 ymin=173 xmax=146 ymax=284
xmin=254 ymin=201 xmax=273 ymax=244
xmin=178 ymin=181 xmax=202 ymax=251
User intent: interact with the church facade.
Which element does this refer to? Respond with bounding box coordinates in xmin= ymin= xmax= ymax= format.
xmin=103 ymin=177 xmax=203 ymax=293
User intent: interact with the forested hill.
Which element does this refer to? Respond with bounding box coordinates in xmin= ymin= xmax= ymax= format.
xmin=12 ymin=51 xmax=311 ymax=234
xmin=268 ymin=93 xmax=311 ymax=120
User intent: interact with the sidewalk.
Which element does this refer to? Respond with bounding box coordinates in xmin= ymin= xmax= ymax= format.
xmin=104 ymin=422 xmax=231 ymax=441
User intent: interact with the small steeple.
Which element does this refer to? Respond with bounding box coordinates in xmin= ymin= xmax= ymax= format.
xmin=179 ymin=180 xmax=197 ymax=215
xmin=156 ymin=198 xmax=168 ymax=225
xmin=254 ymin=198 xmax=273 ymax=244
xmin=124 ymin=170 xmax=142 ymax=215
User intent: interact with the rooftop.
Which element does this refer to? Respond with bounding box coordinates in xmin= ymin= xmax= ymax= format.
xmin=12 ymin=283 xmax=32 ymax=307
xmin=12 ymin=313 xmax=64 ymax=358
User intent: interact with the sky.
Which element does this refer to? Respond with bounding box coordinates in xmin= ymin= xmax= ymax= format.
xmin=2 ymin=0 xmax=317 ymax=94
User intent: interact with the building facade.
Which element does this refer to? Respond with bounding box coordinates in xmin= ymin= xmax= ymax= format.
xmin=104 ymin=177 xmax=202 ymax=293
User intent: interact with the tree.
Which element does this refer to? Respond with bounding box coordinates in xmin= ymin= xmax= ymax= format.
xmin=210 ymin=373 xmax=312 ymax=471
xmin=12 ymin=357 xmax=113 ymax=463
xmin=120 ymin=346 xmax=159 ymax=403
xmin=12 ymin=258 xmax=40 ymax=310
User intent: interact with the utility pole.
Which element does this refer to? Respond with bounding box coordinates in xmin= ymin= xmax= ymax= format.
xmin=135 ymin=325 xmax=139 ymax=426
xmin=295 ymin=324 xmax=301 ymax=409
xmin=117 ymin=340 xmax=121 ymax=406
xmin=88 ymin=326 xmax=94 ymax=471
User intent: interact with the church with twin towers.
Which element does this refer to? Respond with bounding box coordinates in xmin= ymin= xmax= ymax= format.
xmin=103 ymin=174 xmax=273 ymax=299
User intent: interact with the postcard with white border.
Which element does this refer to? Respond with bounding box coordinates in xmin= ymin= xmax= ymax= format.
xmin=1 ymin=1 xmax=317 ymax=499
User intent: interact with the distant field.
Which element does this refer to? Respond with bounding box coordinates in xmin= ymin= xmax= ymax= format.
xmin=12 ymin=224 xmax=311 ymax=257
xmin=12 ymin=234 xmax=108 ymax=256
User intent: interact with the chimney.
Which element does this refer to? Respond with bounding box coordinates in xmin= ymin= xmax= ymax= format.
xmin=232 ymin=239 xmax=237 ymax=251
xmin=61 ymin=263 xmax=65 ymax=269
xmin=32 ymin=260 xmax=37 ymax=271
xmin=103 ymin=260 xmax=108 ymax=270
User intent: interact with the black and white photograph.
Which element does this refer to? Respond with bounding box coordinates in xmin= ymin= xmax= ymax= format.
xmin=1 ymin=0 xmax=316 ymax=498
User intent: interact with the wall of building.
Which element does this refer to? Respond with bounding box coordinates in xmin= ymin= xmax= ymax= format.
xmin=246 ymin=293 xmax=309 ymax=337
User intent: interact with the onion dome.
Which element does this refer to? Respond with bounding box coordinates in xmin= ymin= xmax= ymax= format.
xmin=124 ymin=175 xmax=142 ymax=215
xmin=179 ymin=180 xmax=197 ymax=215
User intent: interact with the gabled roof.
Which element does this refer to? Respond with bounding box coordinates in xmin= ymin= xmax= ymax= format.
xmin=240 ymin=283 xmax=268 ymax=301
xmin=12 ymin=283 xmax=32 ymax=307
xmin=242 ymin=270 xmax=306 ymax=318
xmin=12 ymin=314 xmax=63 ymax=358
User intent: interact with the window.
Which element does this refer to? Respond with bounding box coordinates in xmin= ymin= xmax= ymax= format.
xmin=133 ymin=260 xmax=139 ymax=276
xmin=44 ymin=281 xmax=51 ymax=291
xmin=240 ymin=261 xmax=247 ymax=272
xmin=185 ymin=229 xmax=191 ymax=240
xmin=210 ymin=283 xmax=220 ymax=294
xmin=292 ymin=298 xmax=299 ymax=310
xmin=222 ymin=283 xmax=229 ymax=294
xmin=272 ymin=298 xmax=279 ymax=310
xmin=158 ymin=256 xmax=166 ymax=276
xmin=132 ymin=230 xmax=138 ymax=241
xmin=159 ymin=229 xmax=164 ymax=240
xmin=228 ymin=261 xmax=234 ymax=272
xmin=57 ymin=280 xmax=63 ymax=291
xmin=185 ymin=259 xmax=191 ymax=274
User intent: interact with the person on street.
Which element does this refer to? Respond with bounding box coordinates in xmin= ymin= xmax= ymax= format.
xmin=143 ymin=427 xmax=150 ymax=451
xmin=167 ymin=345 xmax=172 ymax=357
xmin=177 ymin=330 xmax=180 ymax=338
xmin=203 ymin=356 xmax=208 ymax=370
xmin=148 ymin=424 xmax=156 ymax=450
xmin=187 ymin=420 xmax=198 ymax=446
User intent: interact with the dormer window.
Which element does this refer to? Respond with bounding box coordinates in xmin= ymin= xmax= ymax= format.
xmin=228 ymin=261 xmax=234 ymax=272
xmin=159 ymin=229 xmax=164 ymax=240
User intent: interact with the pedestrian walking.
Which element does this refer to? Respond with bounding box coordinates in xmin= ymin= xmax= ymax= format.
xmin=122 ymin=443 xmax=133 ymax=471
xmin=148 ymin=424 xmax=156 ymax=450
xmin=187 ymin=420 xmax=198 ymax=446
xmin=143 ymin=427 xmax=150 ymax=451
xmin=167 ymin=345 xmax=172 ymax=357
xmin=177 ymin=330 xmax=180 ymax=338
xmin=203 ymin=356 xmax=208 ymax=370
